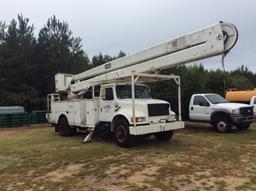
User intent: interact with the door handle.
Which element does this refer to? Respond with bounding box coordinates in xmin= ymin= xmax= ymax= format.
xmin=191 ymin=107 xmax=193 ymax=110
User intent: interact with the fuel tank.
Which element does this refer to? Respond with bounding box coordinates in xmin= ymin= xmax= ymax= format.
xmin=225 ymin=88 xmax=256 ymax=102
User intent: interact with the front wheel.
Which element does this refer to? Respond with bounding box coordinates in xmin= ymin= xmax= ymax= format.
xmin=214 ymin=117 xmax=231 ymax=133
xmin=58 ymin=116 xmax=72 ymax=136
xmin=237 ymin=123 xmax=251 ymax=131
xmin=113 ymin=118 xmax=134 ymax=147
xmin=154 ymin=131 xmax=174 ymax=141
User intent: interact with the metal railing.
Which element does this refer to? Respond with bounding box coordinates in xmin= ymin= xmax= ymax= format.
xmin=0 ymin=110 xmax=48 ymax=127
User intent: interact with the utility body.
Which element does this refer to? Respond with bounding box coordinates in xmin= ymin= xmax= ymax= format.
xmin=189 ymin=94 xmax=256 ymax=132
xmin=46 ymin=21 xmax=238 ymax=147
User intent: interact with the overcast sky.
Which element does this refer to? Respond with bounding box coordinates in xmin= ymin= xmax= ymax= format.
xmin=1 ymin=0 xmax=256 ymax=71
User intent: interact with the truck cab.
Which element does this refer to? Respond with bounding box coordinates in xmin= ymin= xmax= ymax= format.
xmin=250 ymin=96 xmax=256 ymax=114
xmin=97 ymin=83 xmax=182 ymax=146
xmin=250 ymin=96 xmax=256 ymax=106
xmin=189 ymin=93 xmax=255 ymax=132
xmin=99 ymin=83 xmax=176 ymax=125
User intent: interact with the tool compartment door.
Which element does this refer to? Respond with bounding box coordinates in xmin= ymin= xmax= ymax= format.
xmin=85 ymin=100 xmax=98 ymax=127
xmin=67 ymin=102 xmax=75 ymax=124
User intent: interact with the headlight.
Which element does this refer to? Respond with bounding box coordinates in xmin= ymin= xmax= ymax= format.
xmin=232 ymin=109 xmax=240 ymax=114
xmin=167 ymin=111 xmax=176 ymax=121
xmin=131 ymin=117 xmax=146 ymax=123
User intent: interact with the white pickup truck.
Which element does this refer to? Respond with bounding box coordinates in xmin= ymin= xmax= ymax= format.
xmin=189 ymin=94 xmax=255 ymax=132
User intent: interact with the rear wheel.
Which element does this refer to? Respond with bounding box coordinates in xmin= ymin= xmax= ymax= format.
xmin=154 ymin=131 xmax=174 ymax=141
xmin=58 ymin=116 xmax=72 ymax=136
xmin=113 ymin=118 xmax=134 ymax=147
xmin=237 ymin=123 xmax=251 ymax=131
xmin=214 ymin=117 xmax=231 ymax=133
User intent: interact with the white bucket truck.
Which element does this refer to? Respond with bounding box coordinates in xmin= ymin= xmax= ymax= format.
xmin=46 ymin=21 xmax=238 ymax=147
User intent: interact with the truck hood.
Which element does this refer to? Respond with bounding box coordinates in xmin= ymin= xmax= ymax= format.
xmin=215 ymin=103 xmax=251 ymax=109
xmin=118 ymin=98 xmax=169 ymax=106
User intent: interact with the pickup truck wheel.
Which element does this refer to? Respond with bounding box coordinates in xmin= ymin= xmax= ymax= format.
xmin=214 ymin=117 xmax=231 ymax=133
xmin=237 ymin=123 xmax=251 ymax=131
xmin=58 ymin=117 xmax=71 ymax=137
xmin=114 ymin=119 xmax=133 ymax=147
xmin=154 ymin=130 xmax=174 ymax=141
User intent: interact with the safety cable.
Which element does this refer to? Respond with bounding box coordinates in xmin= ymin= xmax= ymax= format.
xmin=221 ymin=54 xmax=226 ymax=94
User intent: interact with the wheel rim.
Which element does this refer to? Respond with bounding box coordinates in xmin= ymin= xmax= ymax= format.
xmin=116 ymin=125 xmax=127 ymax=143
xmin=217 ymin=121 xmax=227 ymax=132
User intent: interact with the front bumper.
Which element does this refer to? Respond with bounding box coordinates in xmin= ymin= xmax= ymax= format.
xmin=129 ymin=121 xmax=184 ymax=135
xmin=230 ymin=114 xmax=256 ymax=124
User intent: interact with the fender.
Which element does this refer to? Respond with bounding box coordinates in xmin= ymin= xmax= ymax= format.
xmin=111 ymin=114 xmax=130 ymax=132
xmin=210 ymin=109 xmax=231 ymax=121
xmin=56 ymin=113 xmax=69 ymax=124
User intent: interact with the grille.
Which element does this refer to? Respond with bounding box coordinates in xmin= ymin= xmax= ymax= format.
xmin=240 ymin=107 xmax=253 ymax=116
xmin=148 ymin=103 xmax=169 ymax=117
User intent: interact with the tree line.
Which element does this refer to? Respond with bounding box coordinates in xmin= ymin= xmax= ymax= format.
xmin=0 ymin=15 xmax=124 ymax=111
xmin=0 ymin=15 xmax=255 ymax=117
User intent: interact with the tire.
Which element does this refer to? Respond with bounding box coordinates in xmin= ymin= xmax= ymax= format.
xmin=113 ymin=118 xmax=134 ymax=147
xmin=154 ymin=130 xmax=174 ymax=141
xmin=58 ymin=116 xmax=72 ymax=136
xmin=214 ymin=117 xmax=231 ymax=133
xmin=54 ymin=124 xmax=59 ymax=132
xmin=70 ymin=127 xmax=77 ymax=135
xmin=237 ymin=123 xmax=251 ymax=131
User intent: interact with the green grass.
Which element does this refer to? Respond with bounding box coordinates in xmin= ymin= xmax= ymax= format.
xmin=0 ymin=123 xmax=256 ymax=191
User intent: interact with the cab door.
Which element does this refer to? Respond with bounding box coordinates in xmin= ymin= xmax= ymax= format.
xmin=99 ymin=86 xmax=115 ymax=122
xmin=251 ymin=96 xmax=256 ymax=113
xmin=250 ymin=96 xmax=256 ymax=106
xmin=189 ymin=95 xmax=211 ymax=121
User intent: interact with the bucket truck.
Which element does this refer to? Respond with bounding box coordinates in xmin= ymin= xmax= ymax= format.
xmin=46 ymin=21 xmax=238 ymax=147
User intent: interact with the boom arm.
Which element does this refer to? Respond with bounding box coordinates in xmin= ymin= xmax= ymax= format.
xmin=70 ymin=22 xmax=238 ymax=93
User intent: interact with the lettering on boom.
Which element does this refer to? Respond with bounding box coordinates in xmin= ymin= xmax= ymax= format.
xmin=105 ymin=63 xmax=111 ymax=70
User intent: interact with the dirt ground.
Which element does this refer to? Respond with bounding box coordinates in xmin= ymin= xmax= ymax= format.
xmin=0 ymin=123 xmax=256 ymax=191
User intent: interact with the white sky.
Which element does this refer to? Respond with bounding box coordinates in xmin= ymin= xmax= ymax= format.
xmin=1 ymin=0 xmax=256 ymax=71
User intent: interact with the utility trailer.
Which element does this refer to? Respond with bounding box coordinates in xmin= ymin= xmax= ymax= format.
xmin=46 ymin=21 xmax=238 ymax=147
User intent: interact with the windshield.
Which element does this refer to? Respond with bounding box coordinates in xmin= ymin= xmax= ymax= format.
xmin=116 ymin=85 xmax=151 ymax=99
xmin=205 ymin=94 xmax=229 ymax=104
